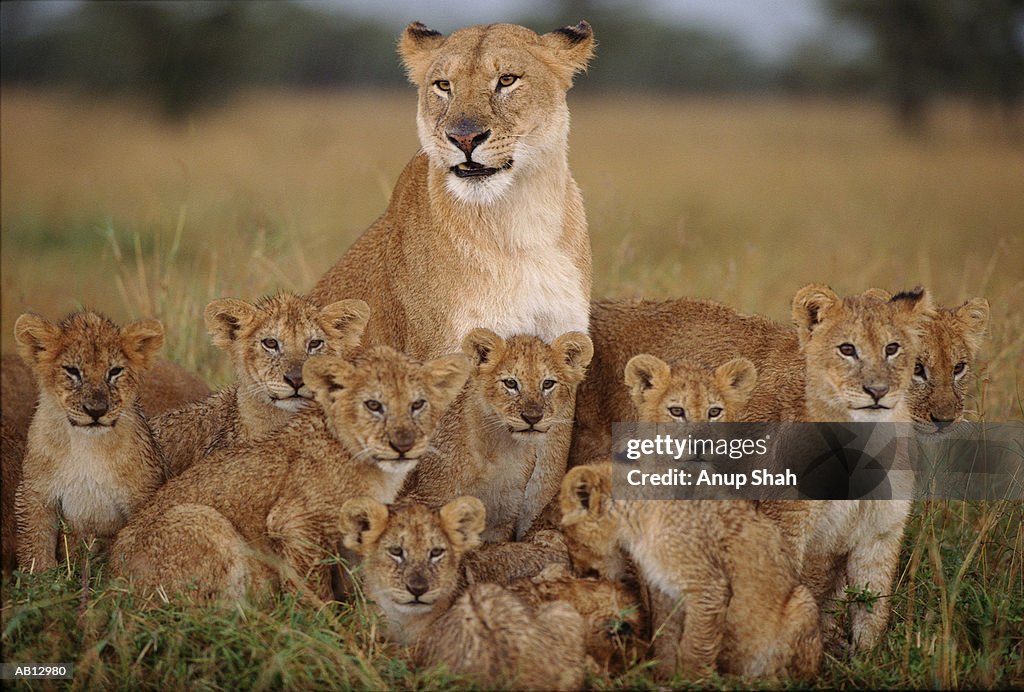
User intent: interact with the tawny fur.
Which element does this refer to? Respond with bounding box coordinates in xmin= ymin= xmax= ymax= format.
xmin=151 ymin=293 xmax=369 ymax=476
xmin=625 ymin=354 xmax=757 ymax=423
xmin=109 ymin=347 xmax=469 ymax=603
xmin=340 ymin=497 xmax=586 ymax=691
xmin=560 ymin=464 xmax=822 ymax=680
xmin=401 ymin=328 xmax=592 ymax=541
xmin=310 ymin=22 xmax=595 ymax=359
xmin=13 ymin=311 xmax=167 ymax=572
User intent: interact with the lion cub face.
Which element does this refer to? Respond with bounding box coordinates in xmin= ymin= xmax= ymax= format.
xmin=625 ymin=355 xmax=757 ymax=423
xmin=909 ymin=300 xmax=989 ymax=428
xmin=204 ymin=293 xmax=369 ymax=412
xmin=341 ymin=496 xmax=485 ymax=615
xmin=462 ymin=329 xmax=593 ymax=439
xmin=398 ymin=21 xmax=594 ymax=205
xmin=793 ymin=285 xmax=934 ymax=422
xmin=304 ymin=346 xmax=470 ymax=470
xmin=14 ymin=311 xmax=164 ymax=432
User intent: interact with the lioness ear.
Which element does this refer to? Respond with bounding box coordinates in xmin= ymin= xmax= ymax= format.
xmin=462 ymin=328 xmax=505 ymax=369
xmin=715 ymin=358 xmax=758 ymax=409
xmin=955 ymin=298 xmax=990 ymax=356
xmin=559 ymin=464 xmax=610 ymax=526
xmin=121 ymin=319 xmax=165 ymax=370
xmin=792 ymin=284 xmax=840 ymax=347
xmin=552 ymin=332 xmax=594 ymax=382
xmin=624 ymin=354 xmax=670 ymax=408
xmin=319 ymin=299 xmax=370 ymax=351
xmin=398 ymin=22 xmax=446 ymax=85
xmin=303 ymin=355 xmax=354 ymax=407
xmin=424 ymin=353 xmax=471 ymax=406
xmin=439 ymin=496 xmax=486 ymax=553
xmin=339 ymin=497 xmax=389 ymax=555
xmin=204 ymin=298 xmax=257 ymax=350
xmin=14 ymin=313 xmax=61 ymax=366
xmin=539 ymin=21 xmax=595 ymax=87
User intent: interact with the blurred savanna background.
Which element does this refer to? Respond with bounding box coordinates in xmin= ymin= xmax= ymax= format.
xmin=1 ymin=0 xmax=1022 ymax=688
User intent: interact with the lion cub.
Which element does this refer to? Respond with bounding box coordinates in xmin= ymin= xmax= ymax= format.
xmin=340 ymin=497 xmax=586 ymax=691
xmin=13 ymin=311 xmax=166 ymax=572
xmin=560 ymin=464 xmax=822 ymax=680
xmin=402 ymin=328 xmax=593 ymax=541
xmin=109 ymin=346 xmax=469 ymax=602
xmin=152 ymin=293 xmax=369 ymax=476
xmin=625 ymin=355 xmax=757 ymax=423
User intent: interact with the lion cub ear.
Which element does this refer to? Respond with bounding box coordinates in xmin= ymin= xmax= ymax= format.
xmin=14 ymin=313 xmax=61 ymax=366
xmin=624 ymin=354 xmax=670 ymax=409
xmin=398 ymin=22 xmax=446 ymax=85
xmin=439 ymin=496 xmax=486 ymax=553
xmin=204 ymin=298 xmax=257 ymax=350
xmin=539 ymin=21 xmax=595 ymax=87
xmin=889 ymin=287 xmax=935 ymax=327
xmin=714 ymin=358 xmax=758 ymax=410
xmin=560 ymin=464 xmax=611 ymax=526
xmin=423 ymin=353 xmax=472 ymax=406
xmin=304 ymin=355 xmax=355 ymax=407
xmin=792 ymin=284 xmax=840 ymax=347
xmin=462 ymin=328 xmax=506 ymax=369
xmin=552 ymin=332 xmax=594 ymax=383
xmin=339 ymin=497 xmax=389 ymax=555
xmin=955 ymin=298 xmax=990 ymax=356
xmin=120 ymin=319 xmax=165 ymax=370
xmin=319 ymin=299 xmax=370 ymax=351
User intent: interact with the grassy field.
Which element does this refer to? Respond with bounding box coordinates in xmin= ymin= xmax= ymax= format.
xmin=1 ymin=88 xmax=1022 ymax=688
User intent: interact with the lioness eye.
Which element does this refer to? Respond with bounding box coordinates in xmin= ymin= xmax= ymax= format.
xmin=261 ymin=338 xmax=279 ymax=352
xmin=668 ymin=406 xmax=685 ymax=419
xmin=542 ymin=379 xmax=556 ymax=391
xmin=434 ymin=79 xmax=451 ymax=92
xmin=429 ymin=547 xmax=445 ymax=560
xmin=502 ymin=378 xmax=519 ymax=391
xmin=707 ymin=407 xmax=723 ymax=419
xmin=884 ymin=343 xmax=900 ymax=357
xmin=107 ymin=366 xmax=124 ymax=383
xmin=497 ymin=74 xmax=519 ymax=89
xmin=365 ymin=400 xmax=383 ymax=413
xmin=307 ymin=339 xmax=324 ymax=353
xmin=411 ymin=399 xmax=426 ymax=412
xmin=63 ymin=366 xmax=81 ymax=381
xmin=914 ymin=362 xmax=927 ymax=380
xmin=953 ymin=362 xmax=966 ymax=376
xmin=838 ymin=343 xmax=858 ymax=358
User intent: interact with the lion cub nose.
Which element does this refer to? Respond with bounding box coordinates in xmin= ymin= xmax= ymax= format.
xmin=863 ymin=384 xmax=889 ymax=402
xmin=447 ymin=122 xmax=491 ymax=156
xmin=521 ymin=412 xmax=542 ymax=426
xmin=390 ymin=429 xmax=416 ymax=455
xmin=83 ymin=399 xmax=109 ymax=421
xmin=406 ymin=573 xmax=429 ymax=598
xmin=283 ymin=368 xmax=304 ymax=392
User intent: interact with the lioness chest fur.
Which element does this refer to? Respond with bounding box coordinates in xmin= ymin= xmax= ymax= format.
xmin=311 ymin=22 xmax=596 ymax=359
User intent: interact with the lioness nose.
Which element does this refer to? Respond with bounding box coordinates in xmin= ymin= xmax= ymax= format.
xmin=390 ymin=429 xmax=416 ymax=454
xmin=447 ymin=123 xmax=490 ymax=156
xmin=864 ymin=384 xmax=889 ymax=402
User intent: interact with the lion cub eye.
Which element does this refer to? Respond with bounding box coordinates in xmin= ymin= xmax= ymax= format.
xmin=62 ymin=366 xmax=82 ymax=382
xmin=496 ymin=74 xmax=519 ymax=90
xmin=542 ymin=379 xmax=556 ymax=391
xmin=913 ymin=362 xmax=928 ymax=381
xmin=411 ymin=399 xmax=426 ymax=413
xmin=668 ymin=406 xmax=686 ymax=420
xmin=429 ymin=547 xmax=445 ymax=561
xmin=433 ymin=79 xmax=451 ymax=93
xmin=365 ymin=400 xmax=383 ymax=413
xmin=307 ymin=339 xmax=324 ymax=354
xmin=838 ymin=343 xmax=858 ymax=358
xmin=502 ymin=378 xmax=519 ymax=391
xmin=387 ymin=546 xmax=405 ymax=562
xmin=261 ymin=338 xmax=280 ymax=352
xmin=953 ymin=362 xmax=966 ymax=377
xmin=107 ymin=366 xmax=124 ymax=383
xmin=707 ymin=407 xmax=723 ymax=420
xmin=884 ymin=343 xmax=901 ymax=357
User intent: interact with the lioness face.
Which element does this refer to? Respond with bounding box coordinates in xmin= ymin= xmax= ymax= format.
xmin=305 ymin=347 xmax=470 ymax=471
xmin=908 ymin=300 xmax=989 ymax=430
xmin=462 ymin=329 xmax=593 ymax=439
xmin=205 ymin=293 xmax=369 ymax=412
xmin=399 ymin=21 xmax=594 ymax=205
xmin=625 ymin=355 xmax=757 ymax=423
xmin=15 ymin=312 xmax=163 ymax=432
xmin=793 ymin=286 xmax=933 ymax=422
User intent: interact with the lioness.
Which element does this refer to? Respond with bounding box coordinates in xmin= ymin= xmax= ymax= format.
xmin=311 ymin=21 xmax=595 ymax=359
